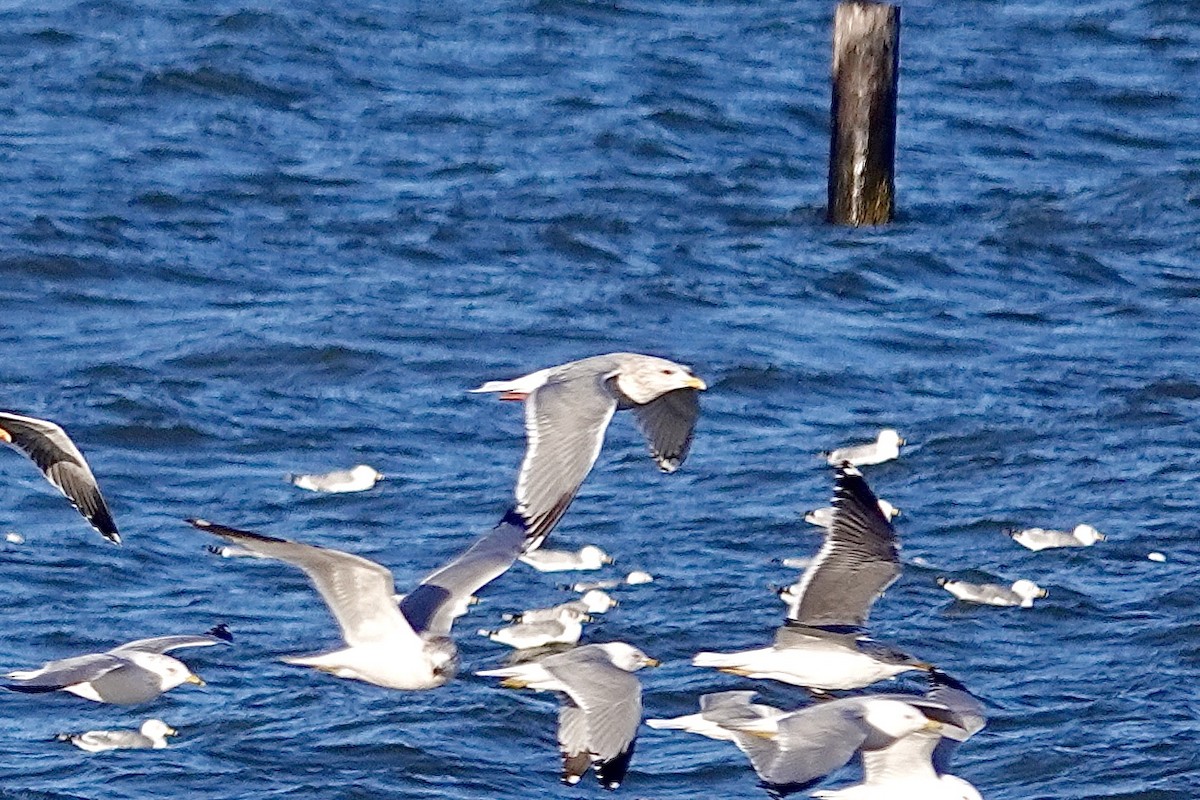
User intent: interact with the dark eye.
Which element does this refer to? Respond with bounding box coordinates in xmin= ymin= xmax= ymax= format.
xmin=661 ymin=369 xmax=674 ymax=375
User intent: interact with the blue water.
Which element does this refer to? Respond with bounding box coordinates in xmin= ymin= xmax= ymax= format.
xmin=1 ymin=0 xmax=1198 ymax=797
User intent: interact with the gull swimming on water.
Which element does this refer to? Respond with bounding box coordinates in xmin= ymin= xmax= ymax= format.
xmin=0 ymin=410 xmax=120 ymax=544
xmin=822 ymin=429 xmax=905 ymax=467
xmin=694 ymin=466 xmax=931 ymax=691
xmin=288 ymin=465 xmax=384 ymax=493
xmin=520 ymin=544 xmax=613 ymax=572
xmin=504 ymin=590 xmax=617 ymax=623
xmin=57 ymin=718 xmax=177 ymax=752
xmin=478 ymin=641 xmax=659 ymax=789
xmin=188 ymin=510 xmax=536 ymax=690
xmin=471 ymin=352 xmax=706 ymax=544
xmin=1007 ymin=524 xmax=1105 ymax=551
xmin=937 ymin=577 xmax=1048 ymax=607
xmin=478 ymin=605 xmax=590 ymax=650
xmin=804 ymin=498 xmax=900 ymax=529
xmin=5 ymin=627 xmax=229 ymax=704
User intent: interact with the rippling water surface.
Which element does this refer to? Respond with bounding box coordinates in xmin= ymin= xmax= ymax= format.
xmin=1 ymin=1 xmax=1198 ymax=798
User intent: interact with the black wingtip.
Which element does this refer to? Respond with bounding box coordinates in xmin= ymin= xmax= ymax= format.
xmin=594 ymin=741 xmax=635 ymax=790
xmin=499 ymin=506 xmax=526 ymax=530
xmin=206 ymin=623 xmax=233 ymax=643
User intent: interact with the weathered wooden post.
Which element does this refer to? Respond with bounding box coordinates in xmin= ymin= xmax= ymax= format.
xmin=827 ymin=1 xmax=900 ymax=226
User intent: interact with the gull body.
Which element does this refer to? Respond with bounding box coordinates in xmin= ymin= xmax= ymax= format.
xmin=5 ymin=630 xmax=225 ymax=704
xmin=479 ymin=606 xmax=590 ymax=650
xmin=289 ymin=464 xmax=383 ymax=493
xmin=938 ymin=577 xmax=1047 ymax=608
xmin=57 ymin=718 xmax=177 ymax=752
xmin=471 ymin=352 xmax=705 ymax=545
xmin=823 ymin=429 xmax=905 ymax=467
xmin=188 ymin=510 xmax=535 ymax=690
xmin=0 ymin=410 xmax=120 ymax=543
xmin=478 ymin=642 xmax=658 ymax=789
xmin=520 ymin=544 xmax=613 ymax=572
xmin=1008 ymin=524 xmax=1105 ymax=551
xmin=504 ymin=590 xmax=617 ymax=623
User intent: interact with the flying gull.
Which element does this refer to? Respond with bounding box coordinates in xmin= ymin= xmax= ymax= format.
xmin=5 ymin=627 xmax=228 ymax=704
xmin=822 ymin=429 xmax=905 ymax=467
xmin=187 ymin=510 xmax=537 ymax=690
xmin=0 ymin=410 xmax=120 ymax=544
xmin=288 ymin=464 xmax=384 ymax=493
xmin=937 ymin=577 xmax=1048 ymax=607
xmin=471 ymin=353 xmax=706 ymax=545
xmin=478 ymin=605 xmax=590 ymax=650
xmin=1007 ymin=524 xmax=1105 ymax=551
xmin=813 ymin=673 xmax=986 ymax=799
xmin=479 ymin=641 xmax=658 ymax=789
xmin=520 ymin=544 xmax=613 ymax=572
xmin=694 ymin=466 xmax=931 ymax=691
xmin=648 ymin=692 xmax=947 ymax=798
xmin=57 ymin=718 xmax=177 ymax=752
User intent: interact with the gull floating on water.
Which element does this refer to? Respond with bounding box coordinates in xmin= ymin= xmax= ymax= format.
xmin=695 ymin=466 xmax=931 ymax=691
xmin=471 ymin=352 xmax=706 ymax=544
xmin=0 ymin=410 xmax=120 ymax=544
xmin=822 ymin=429 xmax=905 ymax=467
xmin=57 ymin=718 xmax=177 ymax=752
xmin=188 ymin=510 xmax=536 ymax=690
xmin=504 ymin=590 xmax=617 ymax=623
xmin=288 ymin=464 xmax=384 ymax=493
xmin=938 ymin=577 xmax=1048 ymax=607
xmin=478 ymin=642 xmax=658 ymax=789
xmin=1007 ymin=524 xmax=1105 ymax=551
xmin=520 ymin=544 xmax=613 ymax=572
xmin=479 ymin=605 xmax=591 ymax=650
xmin=804 ymin=498 xmax=900 ymax=529
xmin=5 ymin=627 xmax=229 ymax=704
xmin=565 ymin=571 xmax=653 ymax=592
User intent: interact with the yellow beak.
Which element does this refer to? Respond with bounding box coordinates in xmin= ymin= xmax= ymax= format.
xmin=0 ymin=428 xmax=10 ymax=443
xmin=644 ymin=657 xmax=662 ymax=668
xmin=686 ymin=376 xmax=707 ymax=391
xmin=186 ymin=674 xmax=205 ymax=686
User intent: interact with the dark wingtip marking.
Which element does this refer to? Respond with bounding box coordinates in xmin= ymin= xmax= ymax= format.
xmin=206 ymin=623 xmax=233 ymax=643
xmin=594 ymin=741 xmax=635 ymax=790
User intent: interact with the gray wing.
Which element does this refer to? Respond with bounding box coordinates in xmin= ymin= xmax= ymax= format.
xmin=558 ymin=705 xmax=593 ymax=784
xmin=516 ymin=373 xmax=618 ymax=546
xmin=544 ymin=651 xmax=642 ymax=789
xmin=187 ymin=519 xmax=419 ymax=649
xmin=787 ymin=466 xmax=900 ymax=627
xmin=0 ymin=411 xmax=120 ymax=544
xmin=69 ymin=730 xmax=153 ymax=750
xmin=110 ymin=633 xmax=228 ymax=656
xmin=733 ymin=702 xmax=870 ymax=790
xmin=5 ymin=652 xmax=127 ymax=691
xmin=631 ymin=388 xmax=700 ymax=472
xmin=927 ymin=670 xmax=987 ymax=773
xmin=400 ymin=509 xmax=535 ymax=636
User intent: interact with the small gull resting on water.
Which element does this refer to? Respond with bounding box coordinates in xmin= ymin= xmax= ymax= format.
xmin=188 ymin=510 xmax=536 ymax=690
xmin=57 ymin=718 xmax=177 ymax=752
xmin=566 ymin=571 xmax=653 ymax=592
xmin=520 ymin=544 xmax=613 ymax=572
xmin=479 ymin=605 xmax=590 ymax=650
xmin=804 ymin=498 xmax=899 ymax=529
xmin=0 ymin=410 xmax=121 ymax=544
xmin=822 ymin=429 xmax=905 ymax=467
xmin=504 ymin=590 xmax=617 ymax=623
xmin=1007 ymin=524 xmax=1105 ymax=551
xmin=5 ymin=627 xmax=228 ymax=704
xmin=478 ymin=642 xmax=658 ymax=789
xmin=471 ymin=352 xmax=706 ymax=545
xmin=695 ymin=466 xmax=931 ymax=691
xmin=937 ymin=577 xmax=1047 ymax=607
xmin=288 ymin=464 xmax=383 ymax=493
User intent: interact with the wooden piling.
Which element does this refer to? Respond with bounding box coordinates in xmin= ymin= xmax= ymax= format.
xmin=827 ymin=1 xmax=900 ymax=226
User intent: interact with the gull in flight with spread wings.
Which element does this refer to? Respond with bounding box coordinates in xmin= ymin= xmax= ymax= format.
xmin=188 ymin=510 xmax=537 ymax=690
xmin=471 ymin=353 xmax=706 ymax=544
